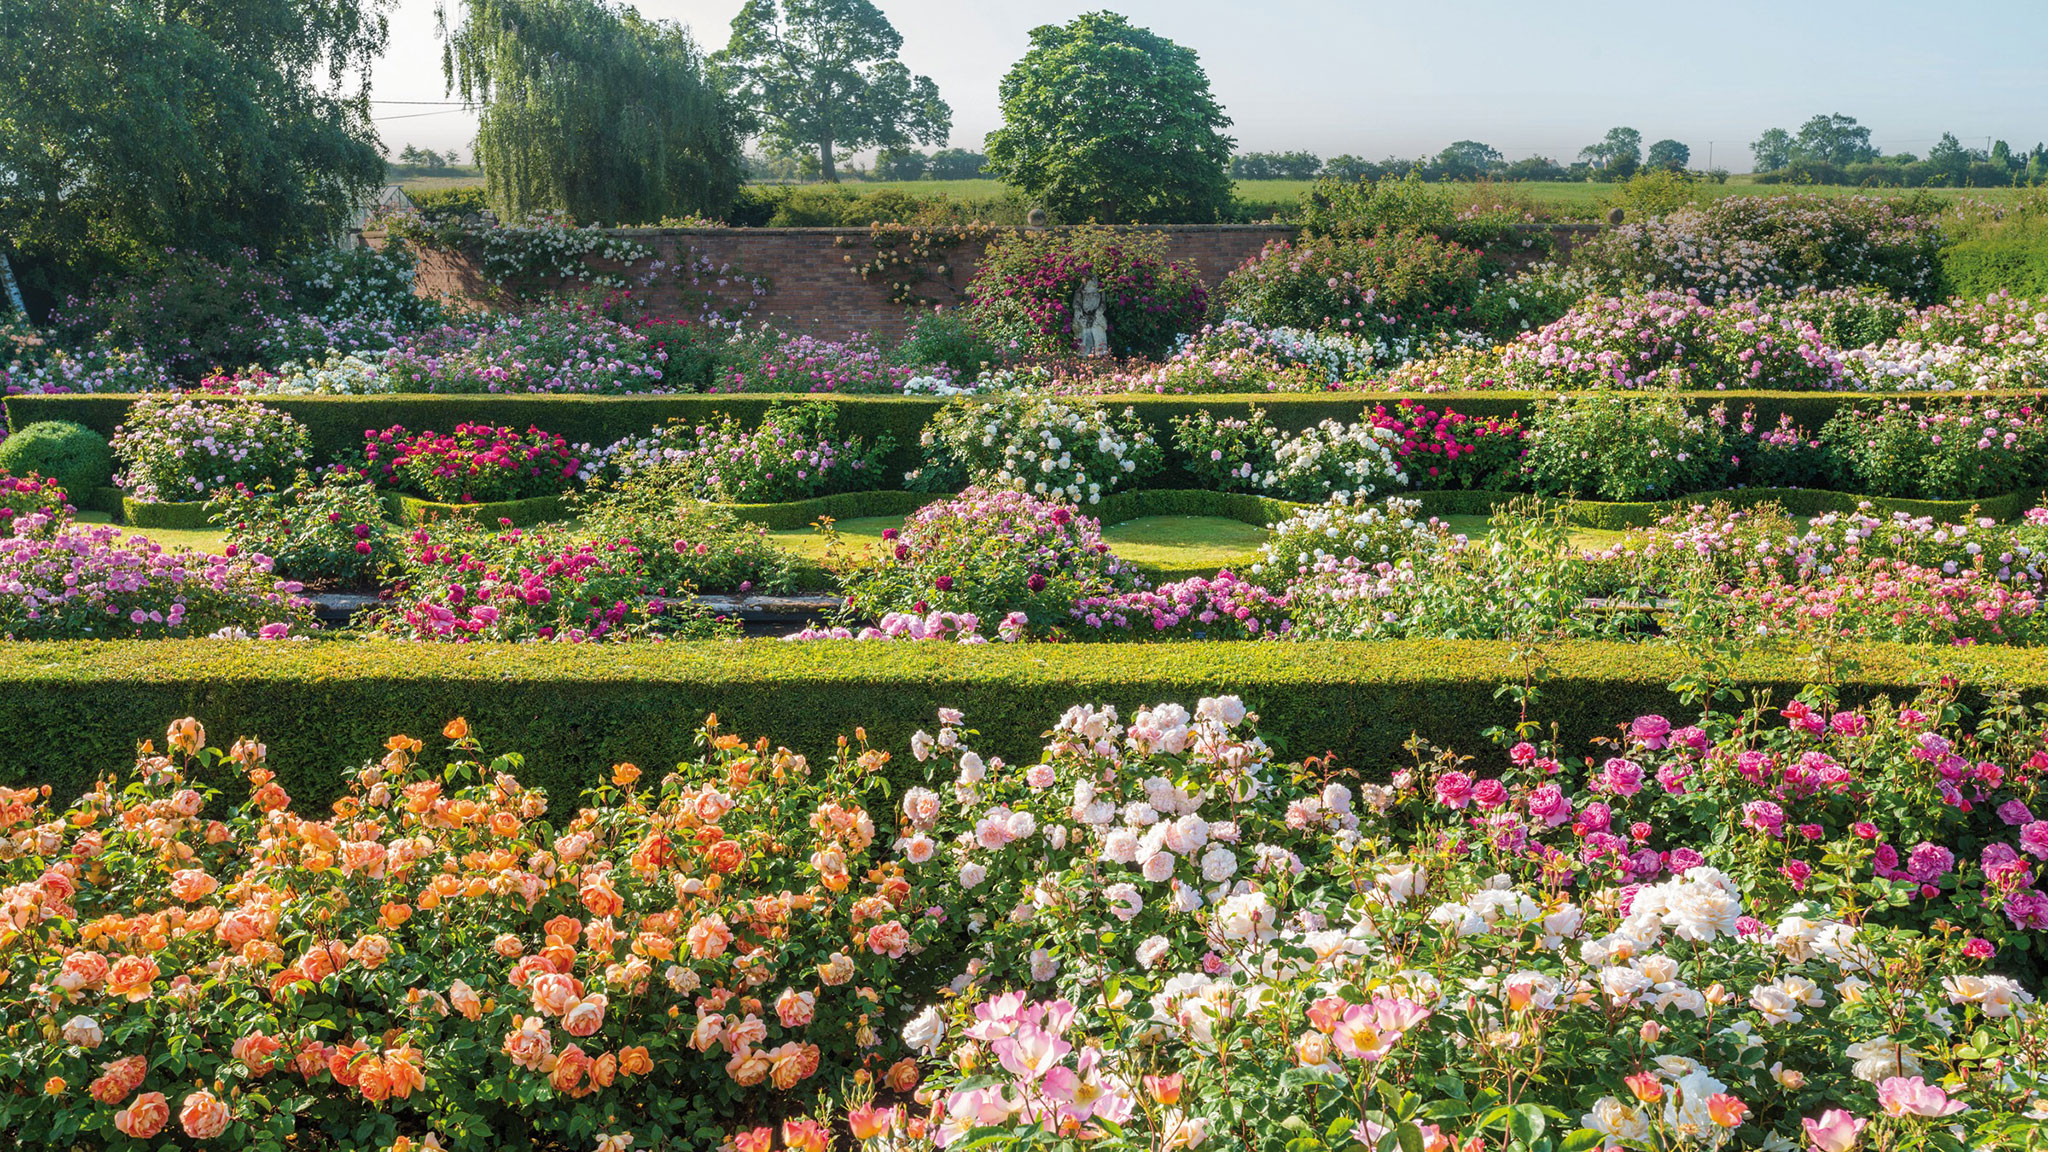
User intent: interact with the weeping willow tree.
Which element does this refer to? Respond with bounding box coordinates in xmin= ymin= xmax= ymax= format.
xmin=438 ymin=0 xmax=742 ymax=223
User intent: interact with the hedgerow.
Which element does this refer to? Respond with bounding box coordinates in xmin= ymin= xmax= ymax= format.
xmin=0 ymin=638 xmax=2041 ymax=809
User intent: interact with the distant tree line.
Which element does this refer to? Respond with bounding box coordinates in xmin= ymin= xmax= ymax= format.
xmin=390 ymin=144 xmax=471 ymax=174
xmin=1228 ymin=128 xmax=1709 ymax=185
xmin=1751 ymin=114 xmax=2045 ymax=187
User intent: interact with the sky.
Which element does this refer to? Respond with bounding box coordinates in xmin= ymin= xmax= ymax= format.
xmin=372 ymin=0 xmax=2048 ymax=172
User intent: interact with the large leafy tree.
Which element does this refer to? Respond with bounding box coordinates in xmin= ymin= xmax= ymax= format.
xmin=1578 ymin=126 xmax=1642 ymax=179
xmin=0 ymin=0 xmax=391 ymax=301
xmin=711 ymin=0 xmax=950 ymax=184
xmin=1435 ymin=140 xmax=1504 ymax=181
xmin=1645 ymin=139 xmax=1691 ymax=171
xmin=440 ymin=0 xmax=742 ymax=223
xmin=1750 ymin=128 xmax=1795 ymax=173
xmin=984 ymin=12 xmax=1234 ymax=224
xmin=1792 ymin=113 xmax=1878 ymax=167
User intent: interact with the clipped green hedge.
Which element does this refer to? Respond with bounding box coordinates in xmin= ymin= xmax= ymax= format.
xmin=0 ymin=639 xmax=2036 ymax=809
xmin=16 ymin=390 xmax=2048 ymax=489
xmin=121 ymin=498 xmax=213 ymax=530
xmin=381 ymin=492 xmax=568 ymax=528
xmin=1407 ymin=487 xmax=2048 ymax=530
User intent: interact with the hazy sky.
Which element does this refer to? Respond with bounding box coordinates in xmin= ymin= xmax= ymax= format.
xmin=372 ymin=0 xmax=2048 ymax=172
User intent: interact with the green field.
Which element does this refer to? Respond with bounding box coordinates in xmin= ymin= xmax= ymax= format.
xmin=395 ymin=171 xmax=2032 ymax=219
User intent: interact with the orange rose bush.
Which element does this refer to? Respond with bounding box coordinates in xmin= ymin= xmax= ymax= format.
xmin=0 ymin=716 xmax=938 ymax=1150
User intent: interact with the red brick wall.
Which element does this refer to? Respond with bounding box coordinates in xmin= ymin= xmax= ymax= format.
xmin=380 ymin=223 xmax=1599 ymax=341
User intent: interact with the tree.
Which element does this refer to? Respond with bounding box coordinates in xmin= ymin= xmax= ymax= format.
xmin=711 ymin=0 xmax=949 ymax=184
xmin=984 ymin=12 xmax=1235 ymax=223
xmin=1435 ymin=140 xmax=1504 ymax=181
xmin=1750 ymin=128 xmax=1794 ymax=173
xmin=1792 ymin=114 xmax=1877 ymax=167
xmin=873 ymin=147 xmax=928 ymax=180
xmin=1578 ymin=127 xmax=1641 ymax=179
xmin=441 ymin=0 xmax=742 ymax=223
xmin=0 ymin=0 xmax=392 ymax=300
xmin=1324 ymin=155 xmax=1375 ymax=181
xmin=1502 ymin=155 xmax=1568 ymax=182
xmin=1926 ymin=132 xmax=1973 ymax=184
xmin=927 ymin=148 xmax=987 ymax=180
xmin=1645 ymin=139 xmax=1690 ymax=171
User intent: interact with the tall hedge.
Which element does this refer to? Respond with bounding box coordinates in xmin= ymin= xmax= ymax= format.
xmin=0 ymin=639 xmax=2035 ymax=810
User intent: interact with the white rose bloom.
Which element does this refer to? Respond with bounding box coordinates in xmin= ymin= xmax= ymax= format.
xmin=902 ymin=1006 xmax=946 ymax=1056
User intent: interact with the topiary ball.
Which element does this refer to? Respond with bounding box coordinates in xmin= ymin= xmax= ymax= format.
xmin=0 ymin=420 xmax=116 ymax=496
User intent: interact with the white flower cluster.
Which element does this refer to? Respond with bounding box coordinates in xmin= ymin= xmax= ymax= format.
xmin=924 ymin=394 xmax=1159 ymax=504
xmin=253 ymin=352 xmax=392 ymax=395
xmin=1252 ymin=496 xmax=1433 ymax=581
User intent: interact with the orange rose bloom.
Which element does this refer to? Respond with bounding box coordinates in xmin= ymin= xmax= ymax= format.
xmin=549 ymin=1044 xmax=594 ymax=1096
xmin=232 ymin=1032 xmax=284 ymax=1076
xmin=106 ymin=955 xmax=160 ymax=1002
xmin=167 ymin=868 xmax=219 ymax=903
xmin=167 ymin=718 xmax=206 ymax=756
xmin=503 ymin=1018 xmax=553 ymax=1070
xmin=179 ymin=1088 xmax=232 ymax=1139
xmin=725 ymin=1047 xmax=771 ymax=1086
xmin=705 ymin=839 xmax=746 ymax=874
xmin=350 ymin=934 xmax=393 ymax=970
xmin=561 ymin=993 xmax=608 ymax=1038
xmin=449 ymin=979 xmax=484 ymax=1021
xmin=885 ymin=1057 xmax=921 ymax=1094
xmin=734 ymin=1128 xmax=773 ymax=1152
xmin=443 ymin=717 xmax=469 ymax=740
xmin=617 ymin=1046 xmax=653 ymax=1077
xmin=114 ymin=1091 xmax=170 ymax=1138
xmin=383 ymin=1046 xmax=426 ymax=1100
xmin=686 ymin=914 xmax=732 ymax=960
xmin=90 ymin=1055 xmax=148 ymax=1104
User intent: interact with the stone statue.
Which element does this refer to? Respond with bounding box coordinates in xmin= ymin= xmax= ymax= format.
xmin=1073 ymin=276 xmax=1110 ymax=357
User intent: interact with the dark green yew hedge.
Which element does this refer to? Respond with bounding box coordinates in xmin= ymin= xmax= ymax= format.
xmin=15 ymin=390 xmax=2047 ymax=492
xmin=0 ymin=639 xmax=2036 ymax=810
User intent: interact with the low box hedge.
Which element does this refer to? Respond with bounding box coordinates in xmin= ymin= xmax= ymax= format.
xmin=381 ymin=491 xmax=569 ymax=527
xmin=0 ymin=639 xmax=2034 ymax=810
xmin=15 ymin=390 xmax=2046 ymax=491
xmin=120 ymin=497 xmax=213 ymax=530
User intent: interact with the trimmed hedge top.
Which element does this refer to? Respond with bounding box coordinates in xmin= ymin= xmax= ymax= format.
xmin=0 ymin=637 xmax=2033 ymax=809
xmin=15 ymin=390 xmax=2048 ymax=489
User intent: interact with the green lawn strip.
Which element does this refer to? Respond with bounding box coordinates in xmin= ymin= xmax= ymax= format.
xmin=75 ymin=512 xmax=229 ymax=555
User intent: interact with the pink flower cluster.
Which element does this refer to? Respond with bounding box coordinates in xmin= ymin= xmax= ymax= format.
xmin=1070 ymin=571 xmax=1290 ymax=639
xmin=361 ymin=423 xmax=581 ymax=505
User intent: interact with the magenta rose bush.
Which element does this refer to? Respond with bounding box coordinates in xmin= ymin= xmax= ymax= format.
xmin=358 ymin=423 xmax=583 ymax=505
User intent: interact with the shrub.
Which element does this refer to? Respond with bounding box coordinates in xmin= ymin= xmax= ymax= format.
xmin=206 ymin=470 xmax=399 ymax=587
xmin=358 ymin=423 xmax=581 ymax=504
xmin=965 ymin=226 xmax=1208 ymax=360
xmin=383 ymin=303 xmax=669 ymax=395
xmin=1172 ymin=408 xmax=1407 ymax=503
xmin=51 ymin=249 xmax=297 ymax=377
xmin=634 ymin=319 xmax=722 ymax=389
xmin=900 ymin=686 xmax=2048 ymax=1152
xmin=1559 ymin=194 xmax=1944 ymax=303
xmin=214 ymin=351 xmax=391 ymax=396
xmin=110 ymin=396 xmax=314 ymax=503
xmin=376 ymin=520 xmax=734 ymax=642
xmin=568 ymin=477 xmax=801 ymax=596
xmin=892 ymin=308 xmax=1011 ymax=381
xmin=1249 ymin=497 xmax=1438 ymax=589
xmin=835 ymin=487 xmax=1146 ymax=636
xmin=1173 ymin=320 xmax=1409 ymax=383
xmin=1527 ymin=393 xmax=1731 ymax=501
xmin=921 ymin=393 xmax=1161 ymax=503
xmin=1819 ymin=399 xmax=2048 ymax=500
xmin=1494 ymin=291 xmax=1852 ymax=392
xmin=1844 ymin=291 xmax=2048 ymax=392
xmin=0 ymin=712 xmax=934 ymax=1150
xmin=1368 ymin=400 xmax=1527 ymax=490
xmin=714 ymin=329 xmax=937 ymax=394
xmin=1217 ymin=232 xmax=1493 ymax=342
xmin=1069 ymin=570 xmax=1290 ymax=638
xmin=0 ymin=522 xmax=312 ymax=638
xmin=0 ymin=420 xmax=114 ymax=495
xmin=576 ymin=401 xmax=891 ymax=504
xmin=0 ymin=339 xmax=174 ymax=395
xmin=0 ymin=472 xmax=72 ymax=536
